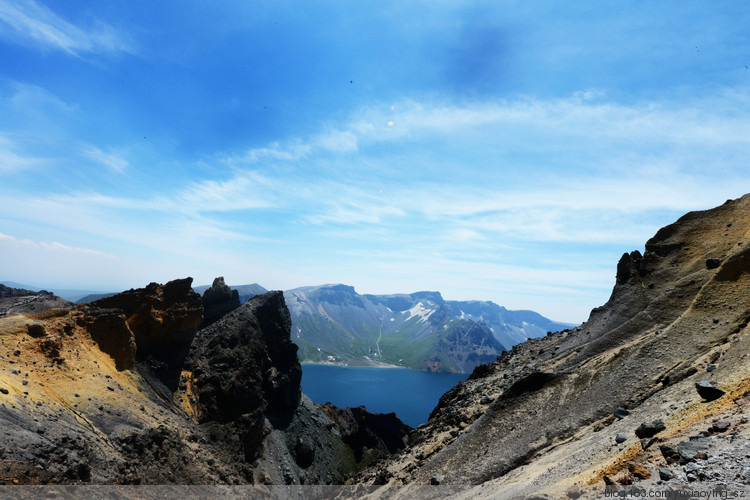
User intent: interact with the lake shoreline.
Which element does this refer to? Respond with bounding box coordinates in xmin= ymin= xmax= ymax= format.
xmin=300 ymin=360 xmax=407 ymax=370
xmin=300 ymin=360 xmax=471 ymax=374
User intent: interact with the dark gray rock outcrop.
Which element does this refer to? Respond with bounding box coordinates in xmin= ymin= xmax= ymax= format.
xmin=186 ymin=291 xmax=300 ymax=430
xmin=0 ymin=286 xmax=72 ymax=316
xmin=0 ymin=284 xmax=42 ymax=297
xmin=200 ymin=276 xmax=240 ymax=327
xmin=658 ymin=467 xmax=675 ymax=480
xmin=635 ymin=420 xmax=666 ymax=439
xmin=614 ymin=407 xmax=630 ymax=419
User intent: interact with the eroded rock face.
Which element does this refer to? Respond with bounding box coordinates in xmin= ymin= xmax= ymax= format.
xmin=201 ymin=276 xmax=241 ymax=327
xmin=176 ymin=291 xmax=301 ymax=461
xmin=351 ymin=193 xmax=750 ymax=492
xmin=186 ymin=291 xmax=300 ymax=423
xmin=74 ymin=307 xmax=136 ymax=370
xmin=89 ymin=278 xmax=203 ymax=387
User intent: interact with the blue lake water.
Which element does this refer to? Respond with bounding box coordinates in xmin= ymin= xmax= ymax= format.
xmin=300 ymin=364 xmax=467 ymax=428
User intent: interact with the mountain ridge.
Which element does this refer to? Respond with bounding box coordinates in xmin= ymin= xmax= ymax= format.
xmin=285 ymin=284 xmax=573 ymax=373
xmin=5 ymin=278 xmax=571 ymax=374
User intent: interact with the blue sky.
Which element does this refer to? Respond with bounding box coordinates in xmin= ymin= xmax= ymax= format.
xmin=1 ymin=1 xmax=749 ymax=323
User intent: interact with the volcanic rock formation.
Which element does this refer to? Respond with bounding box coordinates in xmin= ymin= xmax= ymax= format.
xmin=200 ymin=276 xmax=241 ymax=327
xmin=352 ymin=194 xmax=750 ymax=496
xmin=0 ymin=279 xmax=409 ymax=486
xmin=88 ymin=278 xmax=202 ymax=389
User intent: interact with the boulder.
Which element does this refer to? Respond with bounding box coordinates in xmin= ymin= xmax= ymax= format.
xmin=660 ymin=443 xmax=680 ymax=464
xmin=695 ymin=380 xmax=725 ymax=401
xmin=294 ymin=437 xmax=315 ymax=468
xmin=614 ymin=407 xmax=630 ymax=419
xmin=658 ymin=467 xmax=675 ymax=481
xmin=26 ymin=322 xmax=46 ymax=338
xmin=705 ymin=258 xmax=721 ymax=269
xmin=635 ymin=419 xmax=666 ymax=438
xmin=710 ymin=421 xmax=731 ymax=433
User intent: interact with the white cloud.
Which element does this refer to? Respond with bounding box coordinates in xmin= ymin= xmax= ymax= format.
xmin=0 ymin=0 xmax=135 ymax=56
xmin=221 ymin=142 xmax=311 ymax=166
xmin=314 ymin=129 xmax=359 ymax=153
xmin=6 ymin=81 xmax=75 ymax=112
xmin=0 ymin=231 xmax=115 ymax=258
xmin=82 ymin=145 xmax=128 ymax=173
xmin=0 ymin=135 xmax=39 ymax=171
xmin=53 ymin=89 xmax=744 ymax=247
xmin=175 ymin=171 xmax=278 ymax=213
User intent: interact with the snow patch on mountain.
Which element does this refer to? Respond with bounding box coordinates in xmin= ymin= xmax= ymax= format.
xmin=404 ymin=301 xmax=434 ymax=322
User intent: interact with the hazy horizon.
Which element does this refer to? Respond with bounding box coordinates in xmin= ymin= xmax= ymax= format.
xmin=2 ymin=1 xmax=750 ymax=324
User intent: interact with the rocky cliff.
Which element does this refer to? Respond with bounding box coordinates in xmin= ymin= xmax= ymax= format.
xmin=0 ymin=278 xmax=409 ymax=485
xmin=353 ymin=194 xmax=750 ymax=496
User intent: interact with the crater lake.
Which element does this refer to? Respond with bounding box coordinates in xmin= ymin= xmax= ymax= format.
xmin=300 ymin=364 xmax=467 ymax=428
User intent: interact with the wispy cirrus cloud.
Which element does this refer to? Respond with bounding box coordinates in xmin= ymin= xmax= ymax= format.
xmin=6 ymin=81 xmax=77 ymax=113
xmin=174 ymin=171 xmax=280 ymax=214
xmin=171 ymin=90 xmax=750 ymax=234
xmin=82 ymin=145 xmax=128 ymax=173
xmin=14 ymin=89 xmax=749 ymax=242
xmin=0 ymin=134 xmax=40 ymax=171
xmin=0 ymin=0 xmax=135 ymax=56
xmin=0 ymin=231 xmax=115 ymax=258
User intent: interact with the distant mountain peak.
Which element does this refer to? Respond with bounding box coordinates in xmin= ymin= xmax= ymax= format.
xmin=409 ymin=291 xmax=444 ymax=304
xmin=286 ymin=285 xmax=572 ymax=373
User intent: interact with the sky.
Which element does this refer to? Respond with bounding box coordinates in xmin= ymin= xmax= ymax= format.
xmin=1 ymin=1 xmax=749 ymax=323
